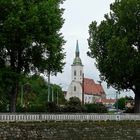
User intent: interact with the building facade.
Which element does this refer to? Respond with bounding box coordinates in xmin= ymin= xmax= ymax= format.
xmin=65 ymin=41 xmax=106 ymax=104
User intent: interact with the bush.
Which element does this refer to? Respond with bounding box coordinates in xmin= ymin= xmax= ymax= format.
xmin=46 ymin=102 xmax=60 ymax=113
xmin=0 ymin=102 xmax=8 ymax=112
xmin=124 ymin=107 xmax=134 ymax=113
xmin=62 ymin=97 xmax=85 ymax=113
xmin=62 ymin=105 xmax=80 ymax=113
xmin=68 ymin=97 xmax=81 ymax=106
xmin=16 ymin=104 xmax=46 ymax=112
xmin=85 ymin=103 xmax=107 ymax=113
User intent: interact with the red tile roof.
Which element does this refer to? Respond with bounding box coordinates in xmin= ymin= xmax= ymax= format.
xmin=96 ymin=98 xmax=116 ymax=104
xmin=83 ymin=78 xmax=105 ymax=96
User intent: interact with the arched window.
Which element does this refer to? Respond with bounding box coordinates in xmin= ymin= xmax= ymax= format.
xmin=74 ymin=86 xmax=76 ymax=91
xmin=74 ymin=70 xmax=76 ymax=76
xmin=80 ymin=70 xmax=82 ymax=76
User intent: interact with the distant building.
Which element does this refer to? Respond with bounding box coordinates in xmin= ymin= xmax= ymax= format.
xmin=65 ymin=40 xmax=106 ymax=104
xmin=95 ymin=98 xmax=116 ymax=107
xmin=125 ymin=100 xmax=134 ymax=109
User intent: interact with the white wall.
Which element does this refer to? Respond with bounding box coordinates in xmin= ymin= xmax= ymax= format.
xmin=71 ymin=65 xmax=83 ymax=83
xmin=66 ymin=81 xmax=82 ymax=101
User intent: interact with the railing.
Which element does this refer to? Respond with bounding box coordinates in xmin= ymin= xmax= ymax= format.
xmin=0 ymin=113 xmax=140 ymax=122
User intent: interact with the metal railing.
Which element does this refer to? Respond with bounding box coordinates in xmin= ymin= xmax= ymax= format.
xmin=0 ymin=113 xmax=140 ymax=122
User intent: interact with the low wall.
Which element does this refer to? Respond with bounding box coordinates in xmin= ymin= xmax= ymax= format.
xmin=0 ymin=121 xmax=140 ymax=139
xmin=0 ymin=113 xmax=140 ymax=122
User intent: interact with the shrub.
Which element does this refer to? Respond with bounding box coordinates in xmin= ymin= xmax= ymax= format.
xmin=62 ymin=97 xmax=85 ymax=113
xmin=0 ymin=102 xmax=8 ymax=112
xmin=125 ymin=107 xmax=134 ymax=113
xmin=16 ymin=104 xmax=46 ymax=112
xmin=46 ymin=102 xmax=60 ymax=113
xmin=85 ymin=103 xmax=107 ymax=113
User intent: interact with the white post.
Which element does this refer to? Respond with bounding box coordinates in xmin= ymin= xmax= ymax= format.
xmin=57 ymin=91 xmax=58 ymax=105
xmin=52 ymin=86 xmax=54 ymax=102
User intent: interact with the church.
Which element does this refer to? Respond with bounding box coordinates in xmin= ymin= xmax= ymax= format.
xmin=65 ymin=41 xmax=106 ymax=104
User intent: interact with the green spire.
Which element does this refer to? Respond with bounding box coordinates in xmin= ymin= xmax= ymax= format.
xmin=72 ymin=40 xmax=83 ymax=66
xmin=76 ymin=40 xmax=79 ymax=57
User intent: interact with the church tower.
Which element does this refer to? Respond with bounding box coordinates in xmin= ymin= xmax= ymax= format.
xmin=66 ymin=40 xmax=83 ymax=101
xmin=71 ymin=40 xmax=83 ymax=83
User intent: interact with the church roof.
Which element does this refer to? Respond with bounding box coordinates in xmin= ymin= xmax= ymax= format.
xmin=76 ymin=40 xmax=79 ymax=57
xmin=95 ymin=98 xmax=116 ymax=104
xmin=72 ymin=57 xmax=83 ymax=66
xmin=83 ymin=78 xmax=105 ymax=96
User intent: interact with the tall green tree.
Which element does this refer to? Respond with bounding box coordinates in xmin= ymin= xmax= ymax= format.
xmin=0 ymin=0 xmax=65 ymax=112
xmin=88 ymin=0 xmax=140 ymax=112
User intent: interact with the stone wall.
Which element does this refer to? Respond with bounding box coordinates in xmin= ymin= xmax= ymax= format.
xmin=0 ymin=121 xmax=140 ymax=140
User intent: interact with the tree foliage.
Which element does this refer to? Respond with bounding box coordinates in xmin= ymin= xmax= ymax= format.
xmin=63 ymin=97 xmax=85 ymax=113
xmin=115 ymin=96 xmax=134 ymax=110
xmin=88 ymin=0 xmax=140 ymax=113
xmin=115 ymin=97 xmax=126 ymax=110
xmin=16 ymin=74 xmax=66 ymax=112
xmin=0 ymin=0 xmax=65 ymax=112
xmin=17 ymin=75 xmax=48 ymax=111
xmin=68 ymin=97 xmax=81 ymax=106
xmin=51 ymin=84 xmax=66 ymax=105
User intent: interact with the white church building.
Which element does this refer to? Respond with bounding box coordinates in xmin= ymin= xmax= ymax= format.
xmin=65 ymin=41 xmax=106 ymax=104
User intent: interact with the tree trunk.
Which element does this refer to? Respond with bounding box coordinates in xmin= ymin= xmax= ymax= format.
xmin=9 ymin=92 xmax=17 ymax=112
xmin=9 ymin=84 xmax=18 ymax=112
xmin=134 ymin=91 xmax=140 ymax=113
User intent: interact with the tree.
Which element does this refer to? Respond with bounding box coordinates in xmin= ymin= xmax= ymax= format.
xmin=115 ymin=96 xmax=134 ymax=111
xmin=63 ymin=97 xmax=85 ymax=113
xmin=115 ymin=98 xmax=126 ymax=110
xmin=68 ymin=97 xmax=81 ymax=106
xmin=88 ymin=0 xmax=140 ymax=113
xmin=0 ymin=0 xmax=65 ymax=112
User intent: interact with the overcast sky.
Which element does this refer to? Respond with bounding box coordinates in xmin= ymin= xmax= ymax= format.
xmin=51 ymin=0 xmax=134 ymax=99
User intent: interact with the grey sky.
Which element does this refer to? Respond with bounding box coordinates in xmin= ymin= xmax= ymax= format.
xmin=51 ymin=0 xmax=134 ymax=99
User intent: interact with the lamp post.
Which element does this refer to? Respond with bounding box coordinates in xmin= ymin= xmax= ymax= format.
xmin=116 ymin=91 xmax=118 ymax=112
xmin=51 ymin=86 xmax=54 ymax=102
xmin=56 ymin=83 xmax=62 ymax=105
xmin=48 ymin=74 xmax=51 ymax=102
xmin=82 ymin=73 xmax=84 ymax=105
xmin=116 ymin=90 xmax=120 ymax=112
xmin=57 ymin=91 xmax=58 ymax=105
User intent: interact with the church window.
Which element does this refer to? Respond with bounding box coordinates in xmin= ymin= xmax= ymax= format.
xmin=80 ymin=70 xmax=82 ymax=76
xmin=74 ymin=70 xmax=76 ymax=76
xmin=74 ymin=86 xmax=76 ymax=91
